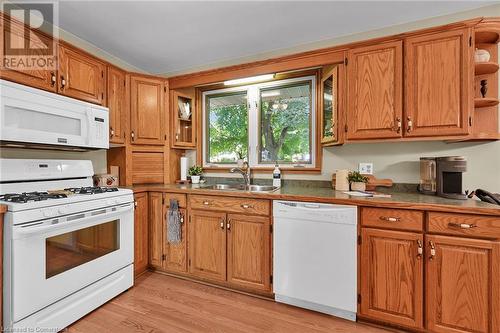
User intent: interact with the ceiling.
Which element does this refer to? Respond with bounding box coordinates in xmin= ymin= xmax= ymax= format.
xmin=57 ymin=1 xmax=495 ymax=76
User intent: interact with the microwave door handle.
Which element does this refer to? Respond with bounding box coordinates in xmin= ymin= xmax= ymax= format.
xmin=13 ymin=203 xmax=133 ymax=238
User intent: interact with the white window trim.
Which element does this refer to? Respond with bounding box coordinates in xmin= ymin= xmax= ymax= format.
xmin=202 ymin=75 xmax=316 ymax=169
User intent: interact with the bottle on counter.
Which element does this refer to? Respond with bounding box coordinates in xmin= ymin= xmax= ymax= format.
xmin=273 ymin=163 xmax=281 ymax=188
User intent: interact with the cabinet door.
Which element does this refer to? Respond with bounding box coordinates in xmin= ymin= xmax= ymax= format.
xmin=405 ymin=29 xmax=472 ymax=137
xmin=226 ymin=214 xmax=271 ymax=292
xmin=107 ymin=66 xmax=126 ymax=144
xmin=164 ymin=206 xmax=188 ymax=273
xmin=148 ymin=192 xmax=164 ymax=268
xmin=171 ymin=90 xmax=196 ymax=148
xmin=130 ymin=76 xmax=165 ymax=145
xmin=133 ymin=192 xmax=148 ymax=277
xmin=347 ymin=41 xmax=403 ymax=140
xmin=0 ymin=16 xmax=57 ymax=91
xmin=58 ymin=44 xmax=106 ymax=105
xmin=426 ymin=235 xmax=500 ymax=333
xmin=360 ymin=228 xmax=424 ymax=329
xmin=188 ymin=210 xmax=226 ymax=281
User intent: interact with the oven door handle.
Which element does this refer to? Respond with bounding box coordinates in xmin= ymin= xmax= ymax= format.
xmin=13 ymin=203 xmax=133 ymax=238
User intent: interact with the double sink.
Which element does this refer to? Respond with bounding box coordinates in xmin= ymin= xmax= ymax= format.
xmin=200 ymin=183 xmax=279 ymax=193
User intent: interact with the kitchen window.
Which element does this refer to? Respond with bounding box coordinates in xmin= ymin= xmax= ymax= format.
xmin=202 ymin=75 xmax=316 ymax=168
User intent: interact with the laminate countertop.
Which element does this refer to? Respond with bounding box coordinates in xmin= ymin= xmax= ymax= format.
xmin=127 ymin=184 xmax=500 ymax=216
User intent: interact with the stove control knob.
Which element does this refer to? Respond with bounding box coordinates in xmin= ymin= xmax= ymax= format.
xmin=43 ymin=209 xmax=55 ymax=218
xmin=58 ymin=207 xmax=68 ymax=215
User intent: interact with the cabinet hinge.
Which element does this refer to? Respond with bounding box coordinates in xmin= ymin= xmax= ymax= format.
xmin=164 ymin=86 xmax=167 ymax=92
xmin=270 ymin=224 xmax=273 ymax=233
xmin=344 ymin=57 xmax=348 ymax=66
xmin=357 ymin=293 xmax=361 ymax=304
xmin=162 ymin=197 xmax=165 ymax=205
xmin=469 ymin=116 xmax=473 ymax=127
xmin=164 ymin=134 xmax=167 ymax=140
xmin=344 ymin=124 xmax=348 ymax=133
xmin=162 ymin=254 xmax=166 ymax=261
xmin=101 ymin=70 xmax=104 ymax=78
xmin=270 ymin=275 xmax=273 ymax=284
xmin=188 ymin=259 xmax=191 ymax=266
xmin=469 ymin=36 xmax=472 ymax=47
xmin=357 ymin=235 xmax=362 ymax=245
xmin=101 ymin=92 xmax=104 ymax=99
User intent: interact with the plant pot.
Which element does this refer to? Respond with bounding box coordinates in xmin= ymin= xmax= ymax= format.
xmin=351 ymin=182 xmax=366 ymax=191
xmin=191 ymin=175 xmax=200 ymax=184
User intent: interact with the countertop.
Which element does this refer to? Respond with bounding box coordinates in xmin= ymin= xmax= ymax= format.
xmin=127 ymin=184 xmax=500 ymax=216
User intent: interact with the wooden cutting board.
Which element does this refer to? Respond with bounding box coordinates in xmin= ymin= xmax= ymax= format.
xmin=332 ymin=174 xmax=393 ymax=191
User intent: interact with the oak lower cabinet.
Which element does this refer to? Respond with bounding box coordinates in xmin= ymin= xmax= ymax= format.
xmin=426 ymin=235 xmax=500 ymax=333
xmin=148 ymin=192 xmax=164 ymax=269
xmin=58 ymin=44 xmax=106 ymax=105
xmin=133 ymin=192 xmax=149 ymax=277
xmin=189 ymin=210 xmax=227 ymax=281
xmin=359 ymin=228 xmax=424 ymax=329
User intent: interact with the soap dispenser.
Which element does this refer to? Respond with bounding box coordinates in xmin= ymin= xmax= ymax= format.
xmin=273 ymin=163 xmax=281 ymax=188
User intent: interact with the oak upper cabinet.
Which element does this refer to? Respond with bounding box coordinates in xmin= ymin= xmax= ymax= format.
xmin=426 ymin=235 xmax=500 ymax=333
xmin=226 ymin=214 xmax=270 ymax=291
xmin=360 ymin=228 xmax=424 ymax=330
xmin=171 ymin=89 xmax=196 ymax=148
xmin=130 ymin=75 xmax=165 ymax=145
xmin=320 ymin=64 xmax=341 ymax=145
xmin=347 ymin=41 xmax=403 ymax=140
xmin=58 ymin=44 xmax=106 ymax=105
xmin=405 ymin=29 xmax=472 ymax=137
xmin=107 ymin=66 xmax=127 ymax=144
xmin=188 ymin=210 xmax=227 ymax=282
xmin=133 ymin=192 xmax=149 ymax=277
xmin=0 ymin=16 xmax=57 ymax=92
xmin=148 ymin=192 xmax=163 ymax=269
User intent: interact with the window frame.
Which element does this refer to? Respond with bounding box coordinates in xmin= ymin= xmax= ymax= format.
xmin=202 ymin=75 xmax=317 ymax=169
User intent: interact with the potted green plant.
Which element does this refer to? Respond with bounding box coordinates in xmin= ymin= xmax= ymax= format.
xmin=188 ymin=165 xmax=203 ymax=184
xmin=348 ymin=171 xmax=368 ymax=191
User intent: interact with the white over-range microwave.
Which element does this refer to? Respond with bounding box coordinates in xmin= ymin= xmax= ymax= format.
xmin=0 ymin=79 xmax=109 ymax=149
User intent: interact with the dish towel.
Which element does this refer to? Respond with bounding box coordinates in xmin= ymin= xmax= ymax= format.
xmin=167 ymin=199 xmax=182 ymax=244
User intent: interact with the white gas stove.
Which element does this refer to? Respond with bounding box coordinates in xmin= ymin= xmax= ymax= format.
xmin=0 ymin=159 xmax=134 ymax=331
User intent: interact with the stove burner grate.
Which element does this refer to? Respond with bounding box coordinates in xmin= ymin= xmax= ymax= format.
xmin=0 ymin=192 xmax=68 ymax=203
xmin=64 ymin=187 xmax=119 ymax=195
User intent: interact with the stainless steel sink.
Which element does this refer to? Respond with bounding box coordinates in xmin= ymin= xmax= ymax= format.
xmin=201 ymin=184 xmax=278 ymax=192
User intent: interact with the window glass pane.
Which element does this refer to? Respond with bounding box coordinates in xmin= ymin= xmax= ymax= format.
xmin=259 ymin=82 xmax=312 ymax=164
xmin=46 ymin=220 xmax=119 ymax=279
xmin=206 ymin=92 xmax=248 ymax=163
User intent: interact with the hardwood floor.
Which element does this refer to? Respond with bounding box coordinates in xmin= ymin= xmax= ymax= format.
xmin=68 ymin=272 xmax=394 ymax=333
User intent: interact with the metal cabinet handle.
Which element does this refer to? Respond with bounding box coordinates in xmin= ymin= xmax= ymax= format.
xmin=429 ymin=240 xmax=436 ymax=261
xmin=203 ymin=201 xmax=211 ymax=206
xmin=448 ymin=222 xmax=476 ymax=229
xmin=226 ymin=219 xmax=231 ymax=231
xmin=110 ymin=127 xmax=115 ymax=137
xmin=60 ymin=75 xmax=66 ymax=89
xmin=134 ymin=200 xmax=137 ymax=209
xmin=131 ymin=131 xmax=135 ymax=141
xmin=407 ymin=117 xmax=413 ymax=133
xmin=220 ymin=218 xmax=225 ymax=229
xmin=379 ymin=216 xmax=401 ymax=222
xmin=240 ymin=204 xmax=253 ymax=209
xmin=50 ymin=72 xmax=56 ymax=86
xmin=395 ymin=117 xmax=401 ymax=133
xmin=416 ymin=239 xmax=423 ymax=260
xmin=179 ymin=212 xmax=184 ymax=224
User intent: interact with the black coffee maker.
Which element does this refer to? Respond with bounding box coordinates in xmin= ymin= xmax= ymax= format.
xmin=436 ymin=156 xmax=467 ymax=200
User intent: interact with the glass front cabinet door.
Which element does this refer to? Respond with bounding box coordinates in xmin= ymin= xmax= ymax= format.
xmin=320 ymin=65 xmax=339 ymax=145
xmin=171 ymin=91 xmax=196 ymax=148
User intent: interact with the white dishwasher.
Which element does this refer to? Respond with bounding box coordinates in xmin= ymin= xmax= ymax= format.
xmin=273 ymin=200 xmax=357 ymax=321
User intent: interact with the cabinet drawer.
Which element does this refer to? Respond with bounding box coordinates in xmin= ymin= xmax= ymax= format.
xmin=164 ymin=193 xmax=187 ymax=208
xmin=189 ymin=195 xmax=270 ymax=216
xmin=361 ymin=207 xmax=424 ymax=231
xmin=428 ymin=212 xmax=500 ymax=239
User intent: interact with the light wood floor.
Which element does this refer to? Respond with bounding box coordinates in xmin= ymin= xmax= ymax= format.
xmin=68 ymin=272 xmax=393 ymax=333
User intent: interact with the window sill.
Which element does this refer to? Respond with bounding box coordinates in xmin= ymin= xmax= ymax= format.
xmin=202 ymin=166 xmax=322 ymax=174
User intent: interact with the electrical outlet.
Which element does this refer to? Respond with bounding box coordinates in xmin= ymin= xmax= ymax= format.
xmin=358 ymin=163 xmax=373 ymax=175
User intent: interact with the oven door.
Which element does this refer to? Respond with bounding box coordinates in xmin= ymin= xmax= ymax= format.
xmin=10 ymin=203 xmax=133 ymax=323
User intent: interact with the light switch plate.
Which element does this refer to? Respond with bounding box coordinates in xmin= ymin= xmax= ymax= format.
xmin=359 ymin=163 xmax=373 ymax=174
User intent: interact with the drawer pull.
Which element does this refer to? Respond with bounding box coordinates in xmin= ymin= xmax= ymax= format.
xmin=240 ymin=204 xmax=254 ymax=209
xmin=379 ymin=216 xmax=401 ymax=222
xmin=416 ymin=239 xmax=423 ymax=259
xmin=448 ymin=222 xmax=476 ymax=229
xmin=227 ymin=219 xmax=231 ymax=231
xmin=220 ymin=219 xmax=225 ymax=229
xmin=203 ymin=201 xmax=211 ymax=206
xmin=429 ymin=241 xmax=436 ymax=261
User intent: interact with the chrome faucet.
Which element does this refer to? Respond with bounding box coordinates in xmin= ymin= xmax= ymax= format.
xmin=230 ymin=161 xmax=251 ymax=188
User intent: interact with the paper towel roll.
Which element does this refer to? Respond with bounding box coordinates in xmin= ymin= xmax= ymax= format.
xmin=335 ymin=169 xmax=350 ymax=191
xmin=180 ymin=157 xmax=188 ymax=181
